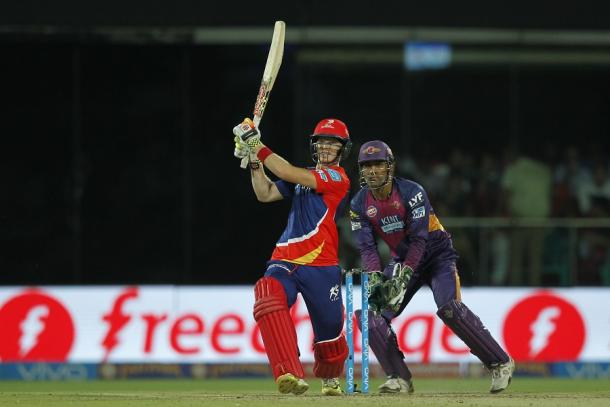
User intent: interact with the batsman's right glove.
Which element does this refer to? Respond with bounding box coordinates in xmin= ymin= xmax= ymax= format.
xmin=233 ymin=135 xmax=249 ymax=159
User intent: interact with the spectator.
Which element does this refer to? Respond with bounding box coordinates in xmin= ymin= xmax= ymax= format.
xmin=500 ymin=149 xmax=552 ymax=286
xmin=576 ymin=162 xmax=610 ymax=215
xmin=553 ymin=146 xmax=590 ymax=217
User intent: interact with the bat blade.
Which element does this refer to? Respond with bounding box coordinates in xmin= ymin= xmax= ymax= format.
xmin=253 ymin=20 xmax=285 ymax=126
xmin=240 ymin=21 xmax=286 ymax=169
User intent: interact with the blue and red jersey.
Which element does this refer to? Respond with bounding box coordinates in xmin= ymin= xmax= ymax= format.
xmin=271 ymin=165 xmax=350 ymax=266
xmin=350 ymin=177 xmax=457 ymax=273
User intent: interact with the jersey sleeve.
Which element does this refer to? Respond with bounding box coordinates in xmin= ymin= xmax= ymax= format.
xmin=350 ymin=192 xmax=382 ymax=272
xmin=310 ymin=167 xmax=350 ymax=196
xmin=397 ymin=184 xmax=430 ymax=271
xmin=275 ymin=180 xmax=295 ymax=199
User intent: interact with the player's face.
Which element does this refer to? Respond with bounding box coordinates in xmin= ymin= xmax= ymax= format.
xmin=361 ymin=160 xmax=391 ymax=188
xmin=315 ymin=138 xmax=343 ymax=164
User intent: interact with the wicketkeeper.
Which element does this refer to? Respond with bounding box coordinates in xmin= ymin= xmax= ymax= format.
xmin=350 ymin=140 xmax=515 ymax=394
xmin=233 ymin=118 xmax=352 ymax=396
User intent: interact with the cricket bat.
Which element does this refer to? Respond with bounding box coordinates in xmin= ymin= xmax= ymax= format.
xmin=240 ymin=20 xmax=286 ymax=169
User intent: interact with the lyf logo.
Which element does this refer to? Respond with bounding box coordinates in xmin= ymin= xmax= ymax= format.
xmin=502 ymin=291 xmax=585 ymax=362
xmin=408 ymin=192 xmax=423 ymax=208
xmin=0 ymin=290 xmax=75 ymax=361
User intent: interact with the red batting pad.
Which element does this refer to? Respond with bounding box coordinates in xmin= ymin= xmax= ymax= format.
xmin=253 ymin=277 xmax=304 ymax=379
xmin=313 ymin=334 xmax=348 ymax=378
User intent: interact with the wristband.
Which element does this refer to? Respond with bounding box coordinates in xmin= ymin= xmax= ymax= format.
xmin=257 ymin=147 xmax=273 ymax=162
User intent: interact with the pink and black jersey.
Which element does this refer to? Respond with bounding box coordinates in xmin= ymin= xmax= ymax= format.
xmin=271 ymin=165 xmax=350 ymax=266
xmin=350 ymin=177 xmax=457 ymax=273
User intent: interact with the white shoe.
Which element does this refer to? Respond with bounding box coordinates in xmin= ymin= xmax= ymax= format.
xmin=489 ymin=357 xmax=515 ymax=393
xmin=321 ymin=377 xmax=344 ymax=396
xmin=378 ymin=376 xmax=414 ymax=394
xmin=276 ymin=373 xmax=309 ymax=395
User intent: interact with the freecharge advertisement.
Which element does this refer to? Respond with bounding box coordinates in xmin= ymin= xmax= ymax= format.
xmin=0 ymin=286 xmax=607 ymax=363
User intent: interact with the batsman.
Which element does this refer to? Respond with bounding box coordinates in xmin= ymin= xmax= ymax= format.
xmin=351 ymin=140 xmax=514 ymax=394
xmin=233 ymin=118 xmax=352 ymax=396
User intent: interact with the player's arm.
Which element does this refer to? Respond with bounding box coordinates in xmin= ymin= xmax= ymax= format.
xmin=249 ymin=160 xmax=284 ymax=202
xmin=396 ymin=186 xmax=430 ymax=272
xmin=349 ymin=196 xmax=383 ymax=272
xmin=259 ymin=152 xmax=318 ymax=189
xmin=235 ymin=118 xmax=318 ymax=189
xmin=233 ymin=127 xmax=283 ymax=203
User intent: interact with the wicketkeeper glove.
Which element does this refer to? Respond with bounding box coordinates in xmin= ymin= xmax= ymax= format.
xmin=367 ymin=271 xmax=389 ymax=314
xmin=386 ymin=264 xmax=413 ymax=312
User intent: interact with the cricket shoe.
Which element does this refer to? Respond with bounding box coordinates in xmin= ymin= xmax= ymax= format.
xmin=276 ymin=373 xmax=309 ymax=395
xmin=378 ymin=376 xmax=414 ymax=394
xmin=489 ymin=357 xmax=515 ymax=393
xmin=321 ymin=377 xmax=344 ymax=396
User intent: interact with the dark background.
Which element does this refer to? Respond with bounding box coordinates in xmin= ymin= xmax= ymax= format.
xmin=1 ymin=2 xmax=610 ymax=286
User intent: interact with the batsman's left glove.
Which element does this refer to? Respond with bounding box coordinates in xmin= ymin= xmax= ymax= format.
xmin=233 ymin=118 xmax=262 ymax=169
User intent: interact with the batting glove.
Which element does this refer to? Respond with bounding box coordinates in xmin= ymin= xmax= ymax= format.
xmin=232 ymin=118 xmax=262 ymax=150
xmin=233 ymin=135 xmax=250 ymax=159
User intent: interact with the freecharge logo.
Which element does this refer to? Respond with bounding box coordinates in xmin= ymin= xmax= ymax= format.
xmin=0 ymin=290 xmax=75 ymax=361
xmin=503 ymin=291 xmax=585 ymax=362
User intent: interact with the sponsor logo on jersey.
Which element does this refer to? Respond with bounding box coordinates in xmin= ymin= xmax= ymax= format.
xmin=366 ymin=206 xmax=377 ymax=217
xmin=412 ymin=206 xmax=426 ymax=219
xmin=349 ymin=209 xmax=359 ymax=219
xmin=316 ymin=169 xmax=328 ymax=182
xmin=296 ymin=185 xmax=312 ymax=194
xmin=391 ymin=200 xmax=401 ymax=209
xmin=326 ymin=168 xmax=342 ymax=182
xmin=351 ymin=221 xmax=362 ymax=231
xmin=408 ymin=192 xmax=424 ymax=208
xmin=380 ymin=215 xmax=404 ymax=233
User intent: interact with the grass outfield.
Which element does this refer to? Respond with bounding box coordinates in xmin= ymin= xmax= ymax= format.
xmin=0 ymin=378 xmax=609 ymax=407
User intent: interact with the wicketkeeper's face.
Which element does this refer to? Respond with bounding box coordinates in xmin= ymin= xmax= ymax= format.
xmin=315 ymin=138 xmax=343 ymax=165
xmin=360 ymin=160 xmax=392 ymax=189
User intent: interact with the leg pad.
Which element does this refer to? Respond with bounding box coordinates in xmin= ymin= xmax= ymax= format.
xmin=254 ymin=277 xmax=304 ymax=379
xmin=356 ymin=309 xmax=412 ymax=381
xmin=313 ymin=334 xmax=348 ymax=378
xmin=437 ymin=300 xmax=508 ymax=367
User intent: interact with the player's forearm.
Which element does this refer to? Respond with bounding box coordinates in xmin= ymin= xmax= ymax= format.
xmin=402 ymin=237 xmax=426 ymax=271
xmin=253 ymin=143 xmax=314 ymax=187
xmin=250 ymin=165 xmax=276 ymax=202
xmin=354 ymin=232 xmax=382 ymax=272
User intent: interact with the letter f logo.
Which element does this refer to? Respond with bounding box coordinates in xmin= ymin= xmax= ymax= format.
xmin=101 ymin=287 xmax=139 ymax=361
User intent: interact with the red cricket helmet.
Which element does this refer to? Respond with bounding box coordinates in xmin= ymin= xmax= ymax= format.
xmin=309 ymin=118 xmax=352 ymax=163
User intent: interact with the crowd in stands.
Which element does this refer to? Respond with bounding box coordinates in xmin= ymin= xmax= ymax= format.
xmin=403 ymin=145 xmax=610 ymax=286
